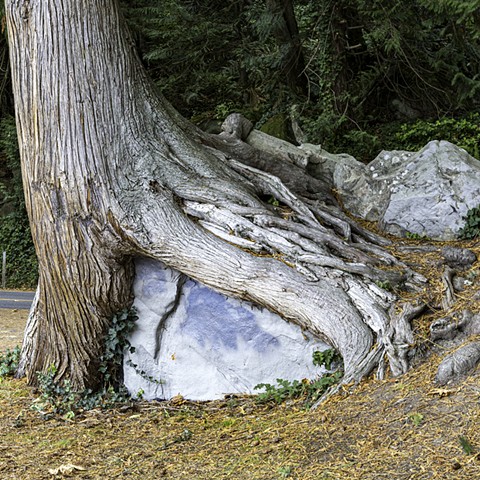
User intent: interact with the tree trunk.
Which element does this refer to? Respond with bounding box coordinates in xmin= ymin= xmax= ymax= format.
xmin=266 ymin=0 xmax=308 ymax=94
xmin=6 ymin=0 xmax=425 ymax=391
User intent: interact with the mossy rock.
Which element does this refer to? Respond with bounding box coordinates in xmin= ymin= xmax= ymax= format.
xmin=260 ymin=113 xmax=296 ymax=144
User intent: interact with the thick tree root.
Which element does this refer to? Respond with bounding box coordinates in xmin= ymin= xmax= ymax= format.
xmin=121 ymin=113 xmax=434 ymax=393
xmin=435 ymin=342 xmax=480 ymax=385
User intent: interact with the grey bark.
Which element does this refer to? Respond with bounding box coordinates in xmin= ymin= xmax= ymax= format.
xmin=7 ymin=0 xmax=426 ymax=390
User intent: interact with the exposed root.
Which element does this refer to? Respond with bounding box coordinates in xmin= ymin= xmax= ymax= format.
xmin=161 ymin=114 xmax=433 ymax=389
xmin=441 ymin=266 xmax=456 ymax=310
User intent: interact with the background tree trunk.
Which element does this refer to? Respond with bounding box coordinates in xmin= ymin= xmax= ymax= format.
xmin=266 ymin=0 xmax=308 ymax=94
xmin=7 ymin=0 xmax=425 ymax=391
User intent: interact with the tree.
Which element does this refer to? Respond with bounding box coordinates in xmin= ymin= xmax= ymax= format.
xmin=265 ymin=0 xmax=307 ymax=94
xmin=6 ymin=0 xmax=426 ymax=391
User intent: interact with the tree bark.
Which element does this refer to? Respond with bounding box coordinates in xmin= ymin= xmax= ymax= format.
xmin=7 ymin=0 xmax=425 ymax=391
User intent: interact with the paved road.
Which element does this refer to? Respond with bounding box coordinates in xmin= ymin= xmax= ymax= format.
xmin=0 ymin=290 xmax=35 ymax=310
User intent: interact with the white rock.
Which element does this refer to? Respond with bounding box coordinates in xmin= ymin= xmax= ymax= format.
xmin=124 ymin=258 xmax=330 ymax=400
xmin=313 ymin=141 xmax=480 ymax=240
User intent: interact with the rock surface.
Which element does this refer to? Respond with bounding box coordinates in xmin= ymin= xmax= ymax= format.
xmin=379 ymin=141 xmax=480 ymax=239
xmin=302 ymin=140 xmax=480 ymax=240
xmin=124 ymin=258 xmax=330 ymax=400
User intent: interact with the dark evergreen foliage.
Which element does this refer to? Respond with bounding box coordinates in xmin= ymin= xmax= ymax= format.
xmin=0 ymin=115 xmax=37 ymax=288
xmin=2 ymin=0 xmax=480 ymax=286
xmin=119 ymin=0 xmax=480 ymax=152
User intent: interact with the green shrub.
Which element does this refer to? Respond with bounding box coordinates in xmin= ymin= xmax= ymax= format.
xmin=334 ymin=115 xmax=480 ymax=163
xmin=394 ymin=115 xmax=480 ymax=157
xmin=31 ymin=308 xmax=140 ymax=419
xmin=0 ymin=211 xmax=38 ymax=288
xmin=0 ymin=115 xmax=23 ymax=207
xmin=0 ymin=346 xmax=21 ymax=378
xmin=119 ymin=0 xmax=246 ymax=118
xmin=32 ymin=365 xmax=133 ymax=419
xmin=0 ymin=114 xmax=38 ymax=288
xmin=459 ymin=205 xmax=480 ymax=239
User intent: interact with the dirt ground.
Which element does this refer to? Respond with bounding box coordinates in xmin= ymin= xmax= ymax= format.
xmin=1 ymin=306 xmax=480 ymax=479
xmin=0 ymin=308 xmax=27 ymax=351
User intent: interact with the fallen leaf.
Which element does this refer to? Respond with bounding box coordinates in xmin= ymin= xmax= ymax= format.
xmin=427 ymin=388 xmax=457 ymax=397
xmin=170 ymin=394 xmax=184 ymax=405
xmin=48 ymin=464 xmax=86 ymax=475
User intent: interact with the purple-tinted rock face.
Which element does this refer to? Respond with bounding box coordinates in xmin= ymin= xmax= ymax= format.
xmin=182 ymin=282 xmax=280 ymax=352
xmin=123 ymin=258 xmax=330 ymax=400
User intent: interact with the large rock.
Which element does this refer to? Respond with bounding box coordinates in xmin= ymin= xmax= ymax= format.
xmin=124 ymin=258 xmax=330 ymax=401
xmin=379 ymin=141 xmax=480 ymax=239
xmin=301 ymin=142 xmax=412 ymax=222
xmin=303 ymin=140 xmax=480 ymax=240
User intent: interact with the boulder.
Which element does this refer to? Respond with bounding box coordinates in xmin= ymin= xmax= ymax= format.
xmin=301 ymin=143 xmax=410 ymax=222
xmin=303 ymin=140 xmax=480 ymax=240
xmin=379 ymin=141 xmax=480 ymax=240
xmin=124 ymin=258 xmax=330 ymax=401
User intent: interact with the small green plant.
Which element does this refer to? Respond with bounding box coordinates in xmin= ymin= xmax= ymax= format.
xmin=31 ymin=308 xmax=140 ymax=419
xmin=32 ymin=366 xmax=79 ymax=419
xmin=267 ymin=195 xmax=280 ymax=207
xmin=312 ymin=348 xmax=342 ymax=370
xmin=278 ymin=465 xmax=293 ymax=478
xmin=213 ymin=101 xmax=237 ymax=120
xmin=255 ymin=348 xmax=343 ymax=406
xmin=98 ymin=308 xmax=138 ymax=388
xmin=374 ymin=280 xmax=393 ymax=292
xmin=125 ymin=359 xmax=163 ymax=386
xmin=254 ymin=372 xmax=342 ymax=406
xmin=459 ymin=205 xmax=480 ymax=239
xmin=32 ymin=366 xmax=134 ymax=420
xmin=254 ymin=378 xmax=304 ymax=404
xmin=405 ymin=232 xmax=429 ymax=240
xmin=459 ymin=435 xmax=475 ymax=455
xmin=408 ymin=412 xmax=424 ymax=427
xmin=0 ymin=346 xmax=21 ymax=378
